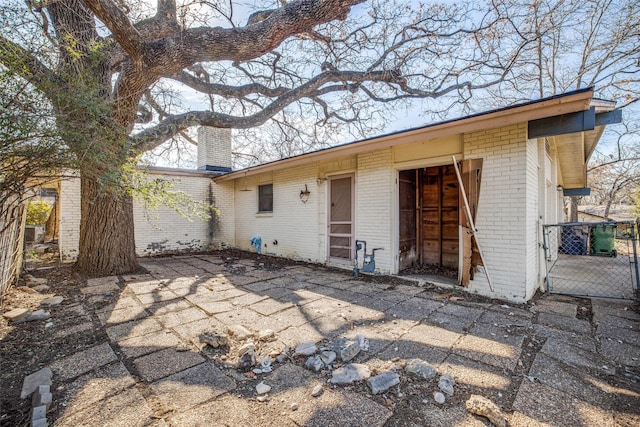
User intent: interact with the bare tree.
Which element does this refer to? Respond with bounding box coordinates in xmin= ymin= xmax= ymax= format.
xmin=483 ymin=0 xmax=640 ymax=221
xmin=0 ymin=0 xmax=521 ymax=276
xmin=587 ymin=123 xmax=640 ymax=219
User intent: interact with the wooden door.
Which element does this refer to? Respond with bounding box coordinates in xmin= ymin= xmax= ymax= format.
xmin=328 ymin=175 xmax=354 ymax=263
xmin=458 ymin=159 xmax=483 ymax=284
xmin=420 ymin=165 xmax=459 ymax=269
xmin=399 ymin=170 xmax=417 ymax=269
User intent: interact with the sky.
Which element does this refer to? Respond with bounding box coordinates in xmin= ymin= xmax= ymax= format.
xmin=140 ymin=0 xmax=637 ymax=168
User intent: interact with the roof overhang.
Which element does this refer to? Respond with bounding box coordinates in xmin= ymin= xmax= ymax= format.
xmin=215 ymin=88 xmax=604 ymax=183
xmin=530 ymin=101 xmax=619 ymax=189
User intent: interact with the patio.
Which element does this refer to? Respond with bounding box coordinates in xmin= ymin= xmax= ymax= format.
xmin=3 ymin=251 xmax=639 ymax=426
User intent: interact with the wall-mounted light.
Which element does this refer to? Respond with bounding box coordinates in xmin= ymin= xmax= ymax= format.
xmin=300 ymin=184 xmax=311 ymax=203
xmin=556 ymin=185 xmax=564 ymax=192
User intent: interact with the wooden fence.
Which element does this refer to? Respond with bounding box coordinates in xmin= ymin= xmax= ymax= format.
xmin=0 ymin=196 xmax=27 ymax=302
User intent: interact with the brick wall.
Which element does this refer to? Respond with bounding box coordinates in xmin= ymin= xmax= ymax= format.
xmin=355 ymin=149 xmax=394 ymax=273
xmin=233 ymin=165 xmax=321 ymax=262
xmin=524 ymin=137 xmax=540 ymax=301
xmin=463 ymin=123 xmax=536 ymax=301
xmin=58 ymin=170 xmax=230 ymax=260
xmin=134 ymin=171 xmax=233 ymax=256
xmin=58 ymin=174 xmax=81 ymax=261
xmin=197 ymin=127 xmax=232 ymax=170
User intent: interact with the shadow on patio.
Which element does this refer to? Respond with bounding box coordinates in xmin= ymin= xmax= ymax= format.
xmin=6 ymin=251 xmax=638 ymax=426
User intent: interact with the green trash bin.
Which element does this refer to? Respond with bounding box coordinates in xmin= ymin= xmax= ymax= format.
xmin=589 ymin=224 xmax=617 ymax=257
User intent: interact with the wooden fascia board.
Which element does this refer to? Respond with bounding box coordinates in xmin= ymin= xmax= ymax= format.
xmin=214 ymin=92 xmax=593 ymax=182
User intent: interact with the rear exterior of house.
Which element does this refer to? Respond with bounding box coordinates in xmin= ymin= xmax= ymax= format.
xmin=215 ymin=89 xmax=617 ymax=302
xmin=215 ymin=123 xmax=549 ymax=301
xmin=57 ymin=88 xmax=618 ymax=303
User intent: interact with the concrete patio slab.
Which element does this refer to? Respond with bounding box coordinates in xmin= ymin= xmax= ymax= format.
xmin=106 ymin=317 xmax=165 ymax=342
xmin=117 ymin=329 xmax=184 ymax=359
xmin=56 ymin=387 xmax=161 ymax=427
xmin=512 ymin=380 xmax=615 ymax=427
xmin=57 ymin=362 xmax=135 ymax=413
xmin=50 ymin=343 xmax=118 ymax=381
xmin=150 ymin=362 xmax=235 ymax=411
xmin=537 ymin=311 xmax=592 ymax=335
xmin=133 ymin=348 xmax=205 ymax=382
xmin=10 ymin=251 xmax=637 ymax=427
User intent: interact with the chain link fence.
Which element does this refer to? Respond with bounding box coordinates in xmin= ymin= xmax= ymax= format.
xmin=0 ymin=197 xmax=27 ymax=302
xmin=542 ymin=221 xmax=640 ymax=300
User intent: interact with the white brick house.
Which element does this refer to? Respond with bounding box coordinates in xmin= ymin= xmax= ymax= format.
xmin=58 ymin=88 xmax=619 ymax=302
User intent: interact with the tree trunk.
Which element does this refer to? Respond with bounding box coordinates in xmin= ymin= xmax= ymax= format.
xmin=76 ymin=175 xmax=139 ymax=276
xmin=603 ymin=198 xmax=613 ymax=220
xmin=569 ymin=196 xmax=579 ymax=222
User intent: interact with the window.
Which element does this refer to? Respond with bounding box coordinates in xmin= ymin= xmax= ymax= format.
xmin=258 ymin=184 xmax=273 ymax=212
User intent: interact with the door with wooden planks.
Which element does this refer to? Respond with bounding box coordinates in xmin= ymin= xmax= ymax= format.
xmin=328 ymin=174 xmax=354 ymax=264
xmin=398 ymin=161 xmax=482 ymax=281
xmin=420 ymin=165 xmax=460 ymax=269
xmin=399 ymin=170 xmax=418 ymax=269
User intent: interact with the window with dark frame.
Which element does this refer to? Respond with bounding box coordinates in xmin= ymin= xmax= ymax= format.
xmin=258 ymin=183 xmax=273 ymax=213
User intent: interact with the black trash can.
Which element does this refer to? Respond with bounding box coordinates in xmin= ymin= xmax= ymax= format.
xmin=560 ymin=225 xmax=588 ymax=255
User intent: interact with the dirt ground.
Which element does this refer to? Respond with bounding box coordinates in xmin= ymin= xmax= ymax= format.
xmin=1 ymin=249 xmax=639 ymax=427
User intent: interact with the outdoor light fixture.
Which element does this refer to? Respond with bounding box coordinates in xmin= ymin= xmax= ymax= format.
xmin=300 ymin=184 xmax=311 ymax=203
xmin=556 ymin=185 xmax=564 ymax=191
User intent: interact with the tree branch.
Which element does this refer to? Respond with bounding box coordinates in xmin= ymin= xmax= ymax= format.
xmin=144 ymin=0 xmax=365 ymax=74
xmin=84 ymin=0 xmax=147 ymax=62
xmin=0 ymin=35 xmax=60 ymax=97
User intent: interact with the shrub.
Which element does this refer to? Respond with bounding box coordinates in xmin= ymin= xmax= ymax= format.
xmin=26 ymin=200 xmax=52 ymax=225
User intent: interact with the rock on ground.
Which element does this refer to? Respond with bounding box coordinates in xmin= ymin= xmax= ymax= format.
xmin=405 ymin=358 xmax=438 ymax=380
xmin=438 ymin=374 xmax=455 ymax=396
xmin=465 ymin=394 xmax=507 ymax=427
xmin=295 ymin=341 xmax=317 ymax=356
xmin=329 ymin=363 xmax=371 ymax=384
xmin=367 ymin=371 xmax=400 ymax=394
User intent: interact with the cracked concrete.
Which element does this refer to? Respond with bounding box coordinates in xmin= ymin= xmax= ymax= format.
xmin=13 ymin=252 xmax=639 ymax=426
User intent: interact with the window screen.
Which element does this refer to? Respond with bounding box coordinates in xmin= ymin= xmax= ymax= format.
xmin=258 ymin=184 xmax=273 ymax=212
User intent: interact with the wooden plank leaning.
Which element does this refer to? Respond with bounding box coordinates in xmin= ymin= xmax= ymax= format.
xmin=452 ymin=156 xmax=494 ymax=292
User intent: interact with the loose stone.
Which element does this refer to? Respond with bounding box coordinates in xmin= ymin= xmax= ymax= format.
xmin=311 ymin=384 xmax=323 ymax=397
xmin=295 ymin=341 xmax=317 ymax=356
xmin=40 ymin=296 xmax=64 ymax=306
xmin=465 ymin=394 xmax=507 ymax=427
xmin=438 ymin=374 xmax=455 ymax=396
xmin=367 ymin=371 xmax=400 ymax=394
xmin=3 ymin=308 xmax=30 ymax=323
xmin=319 ymin=350 xmax=337 ymax=366
xmin=227 ymin=324 xmax=253 ymax=341
xmin=305 ymin=355 xmax=324 ymax=372
xmin=290 ymin=402 xmax=299 ymax=411
xmin=256 ymin=382 xmax=271 ymax=394
xmin=258 ymin=329 xmax=276 ymax=341
xmin=329 ymin=363 xmax=371 ymax=384
xmin=355 ymin=334 xmax=370 ymax=352
xmin=434 ymin=392 xmax=446 ymax=404
xmin=200 ymin=331 xmax=228 ymax=348
xmin=331 ymin=338 xmax=360 ymax=362
xmin=405 ymin=359 xmax=438 ymax=380
xmin=21 ymin=368 xmax=52 ymax=399
xmin=27 ymin=310 xmax=50 ymax=322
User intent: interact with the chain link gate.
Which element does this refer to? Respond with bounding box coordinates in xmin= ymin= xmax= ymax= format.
xmin=542 ymin=221 xmax=640 ymax=300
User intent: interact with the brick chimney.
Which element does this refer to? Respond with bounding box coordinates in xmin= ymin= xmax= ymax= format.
xmin=197 ymin=127 xmax=232 ymax=172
